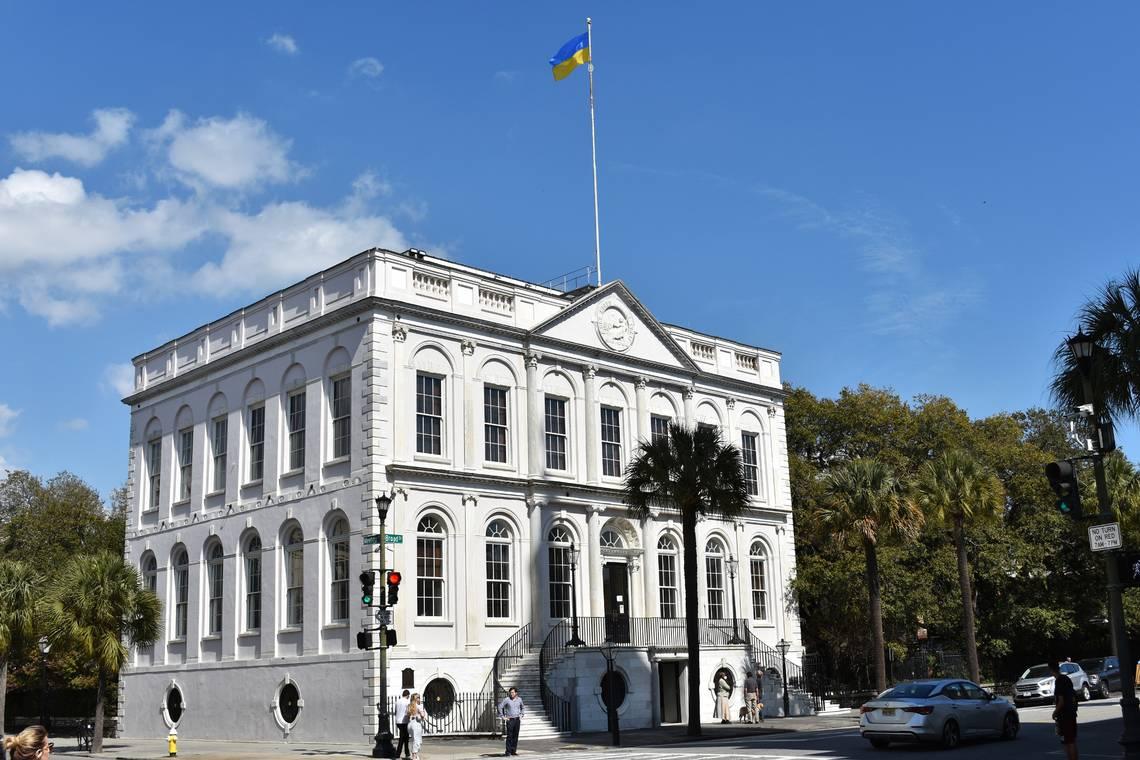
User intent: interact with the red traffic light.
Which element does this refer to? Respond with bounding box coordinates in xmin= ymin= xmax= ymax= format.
xmin=386 ymin=570 xmax=402 ymax=585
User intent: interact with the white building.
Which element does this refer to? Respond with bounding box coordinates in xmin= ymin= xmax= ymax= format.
xmin=119 ymin=248 xmax=808 ymax=744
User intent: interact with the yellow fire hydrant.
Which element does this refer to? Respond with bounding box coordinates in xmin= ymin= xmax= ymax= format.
xmin=168 ymin=728 xmax=177 ymax=757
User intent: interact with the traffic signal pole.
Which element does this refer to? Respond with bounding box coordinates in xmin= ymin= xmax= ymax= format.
xmin=372 ymin=497 xmax=395 ymax=760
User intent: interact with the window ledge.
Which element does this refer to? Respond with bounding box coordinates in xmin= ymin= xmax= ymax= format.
xmin=280 ymin=468 xmax=303 ymax=478
xmin=322 ymin=623 xmax=349 ymax=631
xmin=485 ymin=621 xmax=518 ymax=628
xmin=414 ymin=619 xmax=454 ymax=627
xmin=242 ymin=479 xmax=264 ymax=488
xmin=201 ymin=634 xmax=221 ymax=641
xmin=324 ymin=456 xmax=350 ymax=466
xmin=168 ymin=638 xmax=186 ymax=645
xmin=413 ymin=454 xmax=451 ymax=465
xmin=543 ymin=469 xmax=573 ymax=479
xmin=142 ymin=507 xmax=160 ymax=514
xmin=279 ymin=626 xmax=303 ymax=634
xmin=205 ymin=489 xmax=224 ymax=498
xmin=483 ymin=461 xmax=514 ymax=471
xmin=172 ymin=498 xmax=190 ymax=507
xmin=238 ymin=630 xmax=261 ymax=638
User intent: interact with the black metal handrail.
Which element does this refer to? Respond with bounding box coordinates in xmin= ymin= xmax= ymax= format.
xmin=492 ymin=622 xmax=534 ymax=697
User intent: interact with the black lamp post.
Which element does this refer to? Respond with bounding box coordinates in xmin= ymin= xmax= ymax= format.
xmin=775 ymin=638 xmax=791 ymax=718
xmin=38 ymin=636 xmax=50 ymax=730
xmin=1066 ymin=330 xmax=1140 ymax=758
xmin=372 ymin=492 xmax=396 ymax=760
xmin=567 ymin=541 xmax=586 ymax=647
xmin=601 ymin=642 xmax=620 ymax=746
xmin=726 ymin=555 xmax=745 ymax=645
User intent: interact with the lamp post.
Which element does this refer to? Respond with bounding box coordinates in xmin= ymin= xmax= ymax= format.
xmin=601 ymin=643 xmax=620 ymax=746
xmin=372 ymin=492 xmax=396 ymax=760
xmin=567 ymin=541 xmax=586 ymax=647
xmin=775 ymin=638 xmax=791 ymax=718
xmin=37 ymin=636 xmax=50 ymax=730
xmin=726 ymin=555 xmax=745 ymax=645
xmin=1066 ymin=330 xmax=1140 ymax=758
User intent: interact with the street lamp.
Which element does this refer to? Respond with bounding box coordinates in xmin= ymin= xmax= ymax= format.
xmin=1066 ymin=332 xmax=1140 ymax=758
xmin=38 ymin=636 xmax=50 ymax=730
xmin=726 ymin=555 xmax=744 ymax=645
xmin=775 ymin=638 xmax=791 ymax=718
xmin=372 ymin=492 xmax=396 ymax=760
xmin=600 ymin=642 xmax=620 ymax=746
xmin=567 ymin=541 xmax=586 ymax=647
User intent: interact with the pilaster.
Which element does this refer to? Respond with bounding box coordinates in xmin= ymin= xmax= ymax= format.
xmin=583 ymin=366 xmax=599 ymax=485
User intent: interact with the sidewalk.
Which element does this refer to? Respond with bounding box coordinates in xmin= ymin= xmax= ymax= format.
xmin=73 ymin=713 xmax=861 ymax=760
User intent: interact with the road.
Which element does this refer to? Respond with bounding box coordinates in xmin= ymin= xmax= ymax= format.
xmin=533 ymin=701 xmax=1130 ymax=760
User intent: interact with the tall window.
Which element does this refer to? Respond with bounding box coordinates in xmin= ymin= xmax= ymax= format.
xmin=177 ymin=428 xmax=193 ymax=501
xmin=741 ymin=432 xmax=759 ymax=497
xmin=657 ymin=535 xmax=678 ymax=619
xmin=331 ymin=376 xmax=351 ymax=459
xmin=544 ymin=396 xmax=568 ymax=471
xmin=142 ymin=553 xmax=157 ymax=594
xmin=329 ymin=518 xmax=350 ymax=623
xmin=750 ymin=541 xmax=769 ymax=620
xmin=485 ymin=520 xmax=511 ymax=619
xmin=207 ymin=543 xmax=224 ymax=635
xmin=244 ymin=535 xmax=262 ymax=632
xmin=650 ymin=415 xmax=670 ymax=444
xmin=601 ymin=407 xmax=622 ymax=477
xmin=147 ymin=438 xmax=162 ymax=510
xmin=172 ymin=548 xmax=189 ymax=639
xmin=547 ymin=526 xmax=572 ymax=618
xmin=248 ymin=405 xmax=265 ymax=482
xmin=211 ymin=417 xmax=227 ymax=493
xmin=287 ymin=391 xmax=306 ymax=471
xmin=483 ymin=386 xmax=509 ymax=463
xmin=417 ymin=516 xmax=445 ymax=617
xmin=415 ymin=374 xmax=443 ymax=455
xmin=705 ymin=539 xmax=726 ymax=620
xmin=284 ymin=527 xmax=304 ymax=628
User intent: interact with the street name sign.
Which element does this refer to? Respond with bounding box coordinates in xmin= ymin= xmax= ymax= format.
xmin=363 ymin=533 xmax=403 ymax=546
xmin=1089 ymin=522 xmax=1122 ymax=552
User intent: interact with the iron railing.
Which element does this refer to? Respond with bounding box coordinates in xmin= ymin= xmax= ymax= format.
xmin=541 ymin=265 xmax=596 ymax=293
xmin=492 ymin=622 xmax=534 ymax=697
xmin=386 ymin=691 xmax=497 ymax=735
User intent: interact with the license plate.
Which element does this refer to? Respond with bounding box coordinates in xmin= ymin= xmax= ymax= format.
xmin=881 ymin=708 xmax=895 ymax=716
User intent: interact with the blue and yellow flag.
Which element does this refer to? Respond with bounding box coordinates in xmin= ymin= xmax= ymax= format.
xmin=549 ymin=32 xmax=590 ymax=81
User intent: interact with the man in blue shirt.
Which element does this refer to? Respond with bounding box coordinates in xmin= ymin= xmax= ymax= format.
xmin=498 ymin=687 xmax=524 ymax=756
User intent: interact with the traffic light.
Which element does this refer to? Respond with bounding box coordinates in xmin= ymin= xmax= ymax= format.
xmin=385 ymin=629 xmax=398 ymax=647
xmin=1045 ymin=460 xmax=1083 ymax=519
xmin=356 ymin=631 xmax=373 ymax=650
xmin=360 ymin=570 xmax=377 ymax=606
xmin=386 ymin=570 xmax=402 ymax=606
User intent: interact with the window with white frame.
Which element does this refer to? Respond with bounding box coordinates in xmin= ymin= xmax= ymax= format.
xmin=142 ymin=553 xmax=157 ymax=594
xmin=329 ymin=518 xmax=350 ymax=623
xmin=331 ymin=376 xmax=351 ymax=460
xmin=483 ymin=386 xmax=509 ymax=464
xmin=211 ymin=417 xmax=227 ymax=493
xmin=172 ymin=548 xmax=189 ymax=639
xmin=600 ymin=528 xmax=624 ymax=548
xmin=657 ymin=535 xmax=678 ymax=618
xmin=284 ymin=527 xmax=304 ymax=628
xmin=417 ymin=516 xmax=445 ymax=617
xmin=147 ymin=438 xmax=162 ymax=510
xmin=750 ymin=541 xmax=769 ymax=620
xmin=177 ymin=428 xmax=193 ymax=502
xmin=650 ymin=414 xmax=670 ymax=444
xmin=547 ymin=526 xmax=573 ymax=618
xmin=416 ymin=374 xmax=444 ymax=455
xmin=601 ymin=406 xmax=623 ymax=477
xmin=244 ymin=535 xmax=262 ymax=632
xmin=544 ymin=396 xmax=568 ymax=471
xmin=741 ymin=432 xmax=760 ymax=497
xmin=485 ymin=520 xmax=511 ymax=619
xmin=247 ymin=405 xmax=265 ymax=482
xmin=705 ymin=538 xmax=726 ymax=620
xmin=206 ymin=543 xmax=223 ymax=636
xmin=286 ymin=391 xmax=306 ymax=472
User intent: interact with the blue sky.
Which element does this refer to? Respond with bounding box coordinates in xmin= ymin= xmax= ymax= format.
xmin=2 ymin=1 xmax=1139 ymax=500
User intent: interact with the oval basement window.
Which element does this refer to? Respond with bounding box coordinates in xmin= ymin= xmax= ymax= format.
xmin=166 ymin=686 xmax=184 ymax=725
xmin=279 ymin=682 xmax=301 ymax=725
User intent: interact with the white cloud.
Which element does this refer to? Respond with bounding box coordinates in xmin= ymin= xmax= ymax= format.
xmin=267 ymin=33 xmax=298 ymax=55
xmin=151 ymin=111 xmax=298 ymax=190
xmin=60 ymin=418 xmax=89 ymax=431
xmin=349 ymin=57 xmax=384 ymax=79
xmin=9 ymin=108 xmax=135 ymax=167
xmin=494 ymin=71 xmax=518 ymax=83
xmin=0 ymin=404 xmax=19 ymax=437
xmin=103 ymin=363 xmax=136 ymax=398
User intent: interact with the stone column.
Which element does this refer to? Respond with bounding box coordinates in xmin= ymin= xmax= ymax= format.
xmin=587 ymin=505 xmax=604 ymax=616
xmin=725 ymin=397 xmax=737 ymax=449
xmin=683 ymin=385 xmax=695 ymax=428
xmin=528 ymin=496 xmax=545 ymax=626
xmin=583 ymin=366 xmax=599 ymax=485
xmin=635 ymin=376 xmax=649 ymax=443
xmin=461 ymin=493 xmax=479 ymax=650
xmin=642 ymin=516 xmax=657 ymax=618
xmin=392 ymin=325 xmax=409 ymax=463
xmin=461 ymin=340 xmax=476 ymax=471
xmin=525 ymin=353 xmax=543 ymax=478
xmin=733 ymin=520 xmax=748 ymax=629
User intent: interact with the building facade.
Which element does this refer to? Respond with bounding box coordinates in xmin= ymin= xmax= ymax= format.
xmin=119 ymin=248 xmax=804 ymax=742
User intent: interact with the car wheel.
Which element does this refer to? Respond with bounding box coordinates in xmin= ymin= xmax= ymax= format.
xmin=1100 ymin=683 xmax=1112 ymax=699
xmin=941 ymin=719 xmax=960 ymax=749
xmin=1001 ymin=712 xmax=1019 ymax=740
xmin=1080 ymin=684 xmax=1091 ymax=701
xmin=869 ymin=738 xmax=890 ymax=749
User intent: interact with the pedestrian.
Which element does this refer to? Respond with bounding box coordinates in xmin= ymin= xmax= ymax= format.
xmin=405 ymin=692 xmax=427 ymax=760
xmin=3 ymin=725 xmax=53 ymax=760
xmin=1049 ymin=659 xmax=1079 ymax=760
xmin=715 ymin=671 xmax=733 ymax=724
xmin=395 ymin=689 xmax=412 ymax=759
xmin=743 ymin=669 xmax=762 ymax=724
xmin=498 ymin=686 xmax=524 ymax=756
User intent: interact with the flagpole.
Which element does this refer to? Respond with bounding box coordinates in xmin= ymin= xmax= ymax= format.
xmin=586 ymin=17 xmax=602 ymax=287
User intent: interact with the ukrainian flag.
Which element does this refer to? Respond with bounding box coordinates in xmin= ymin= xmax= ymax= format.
xmin=549 ymin=32 xmax=590 ymax=81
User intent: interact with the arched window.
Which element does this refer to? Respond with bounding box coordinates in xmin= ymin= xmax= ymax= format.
xmin=657 ymin=535 xmax=678 ymax=619
xmin=547 ymin=526 xmax=573 ymax=618
xmin=244 ymin=535 xmax=262 ymax=632
xmin=485 ymin=520 xmax=511 ymax=620
xmin=284 ymin=527 xmax=304 ymax=628
xmin=600 ymin=529 xmax=624 ymax=548
xmin=329 ymin=518 xmax=350 ymax=623
xmin=141 ymin=553 xmax=157 ymax=594
xmin=417 ymin=516 xmax=445 ymax=618
xmin=749 ymin=541 xmax=769 ymax=620
xmin=705 ymin=538 xmax=726 ymax=620
xmin=206 ymin=543 xmax=224 ymax=636
xmin=172 ymin=548 xmax=189 ymax=639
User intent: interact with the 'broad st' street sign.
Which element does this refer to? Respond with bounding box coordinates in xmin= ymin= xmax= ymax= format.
xmin=363 ymin=533 xmax=404 ymax=546
xmin=1089 ymin=522 xmax=1122 ymax=552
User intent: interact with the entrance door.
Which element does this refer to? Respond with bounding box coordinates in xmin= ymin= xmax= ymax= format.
xmin=602 ymin=562 xmax=630 ymax=643
xmin=659 ymin=661 xmax=682 ymax=723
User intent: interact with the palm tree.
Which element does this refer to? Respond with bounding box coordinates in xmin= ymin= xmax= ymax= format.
xmin=0 ymin=560 xmax=42 ymax=736
xmin=624 ymin=423 xmax=750 ymax=737
xmin=816 ymin=458 xmax=923 ymax=694
xmin=915 ymin=450 xmax=1003 ymax=684
xmin=46 ymin=552 xmax=161 ymax=753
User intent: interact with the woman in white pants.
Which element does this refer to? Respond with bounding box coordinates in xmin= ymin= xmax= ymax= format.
xmin=406 ymin=693 xmax=427 ymax=760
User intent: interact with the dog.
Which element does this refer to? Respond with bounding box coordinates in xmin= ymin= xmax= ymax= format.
xmin=737 ymin=703 xmax=765 ymax=723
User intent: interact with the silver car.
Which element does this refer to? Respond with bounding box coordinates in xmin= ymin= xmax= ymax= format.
xmin=1013 ymin=662 xmax=1091 ymax=706
xmin=859 ymin=678 xmax=1020 ymax=749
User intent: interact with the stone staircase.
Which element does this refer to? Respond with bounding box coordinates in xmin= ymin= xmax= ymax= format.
xmin=497 ymin=648 xmax=570 ymax=739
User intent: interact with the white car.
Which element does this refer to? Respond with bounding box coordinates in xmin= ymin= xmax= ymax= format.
xmin=860 ymin=678 xmax=1019 ymax=749
xmin=1012 ymin=662 xmax=1091 ymax=706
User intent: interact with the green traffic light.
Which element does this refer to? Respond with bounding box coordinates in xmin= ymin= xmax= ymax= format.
xmin=362 ymin=594 xmax=373 ymax=605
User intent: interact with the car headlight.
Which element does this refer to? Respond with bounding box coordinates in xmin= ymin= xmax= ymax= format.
xmin=1090 ymin=674 xmax=1101 ymax=684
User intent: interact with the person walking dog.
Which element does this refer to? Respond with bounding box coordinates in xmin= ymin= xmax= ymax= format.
xmin=498 ymin=686 xmax=524 ymax=756
xmin=743 ymin=669 xmax=763 ymax=724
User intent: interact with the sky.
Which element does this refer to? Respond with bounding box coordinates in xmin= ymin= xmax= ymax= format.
xmin=2 ymin=1 xmax=1139 ymax=501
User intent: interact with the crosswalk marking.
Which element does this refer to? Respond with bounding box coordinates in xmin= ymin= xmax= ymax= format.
xmin=531 ymin=751 xmax=842 ymax=760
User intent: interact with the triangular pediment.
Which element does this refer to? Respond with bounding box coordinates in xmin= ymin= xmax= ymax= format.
xmin=529 ymin=281 xmax=699 ymax=371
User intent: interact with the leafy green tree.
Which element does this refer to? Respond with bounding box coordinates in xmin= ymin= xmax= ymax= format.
xmin=624 ymin=423 xmax=748 ymax=736
xmin=816 ymin=458 xmax=923 ymax=692
xmin=47 ymin=553 xmax=160 ymax=753
xmin=0 ymin=560 xmax=41 ymax=735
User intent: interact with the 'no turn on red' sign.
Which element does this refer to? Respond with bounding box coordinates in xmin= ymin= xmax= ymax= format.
xmin=1089 ymin=522 xmax=1123 ymax=552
